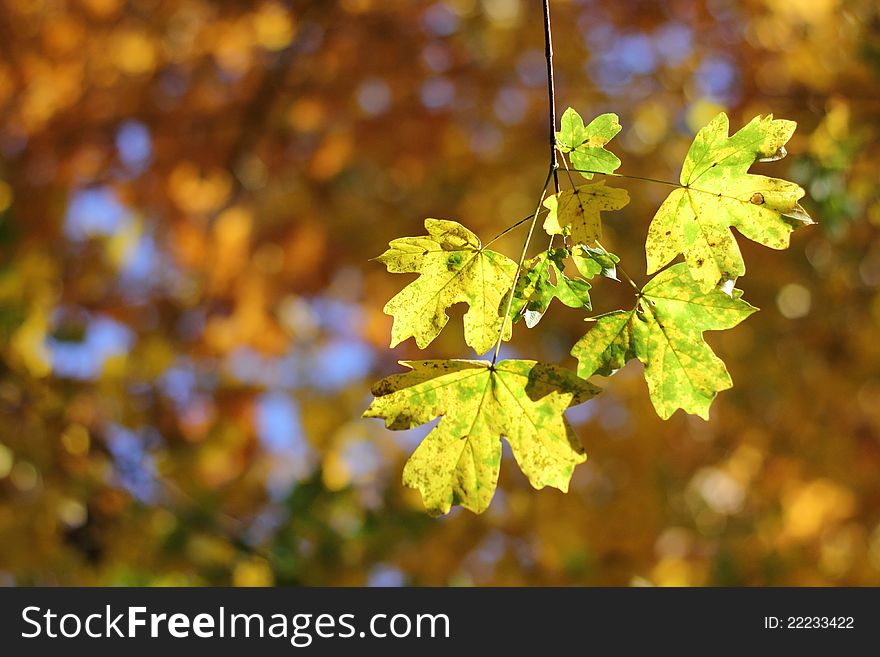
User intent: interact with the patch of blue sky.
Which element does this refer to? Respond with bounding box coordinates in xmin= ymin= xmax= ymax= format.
xmin=367 ymin=564 xmax=406 ymax=587
xmin=64 ymin=186 xmax=132 ymax=241
xmin=586 ymin=33 xmax=658 ymax=95
xmin=225 ymin=335 xmax=374 ymax=393
xmin=160 ymin=358 xmax=198 ymax=408
xmin=488 ymin=343 xmax=520 ymax=362
xmin=226 ymin=347 xmax=272 ymax=386
xmin=308 ymin=297 xmax=364 ymax=338
xmin=256 ymin=391 xmax=304 ymax=455
xmin=115 ymin=120 xmax=152 ymax=173
xmin=420 ymin=77 xmax=455 ymax=111
xmin=695 ymin=55 xmax=740 ymax=104
xmin=340 ymin=438 xmax=382 ymax=483
xmin=564 ymin=397 xmax=600 ymax=425
xmin=116 ymin=232 xmax=166 ymax=306
xmin=256 ymin=391 xmax=317 ymax=498
xmin=617 ymin=34 xmax=657 ymax=75
xmin=365 ymin=404 xmax=437 ymax=452
xmin=309 ymin=338 xmax=374 ymax=392
xmin=654 ymin=23 xmax=693 ymax=65
xmin=47 ymin=313 xmax=135 ymax=380
xmin=421 ymin=3 xmax=458 ymax=37
xmin=105 ymin=423 xmax=162 ymax=503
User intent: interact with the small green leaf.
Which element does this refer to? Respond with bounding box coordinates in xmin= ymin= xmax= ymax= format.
xmin=364 ymin=359 xmax=600 ymax=515
xmin=556 ymin=108 xmax=622 ymax=179
xmin=571 ymin=263 xmax=757 ymax=420
xmin=543 ymin=182 xmax=629 ymax=247
xmin=646 ymin=112 xmax=814 ymax=293
xmin=376 ymin=219 xmax=517 ymax=354
xmin=571 ymin=244 xmax=620 ymax=280
xmin=509 ymin=248 xmax=592 ymax=328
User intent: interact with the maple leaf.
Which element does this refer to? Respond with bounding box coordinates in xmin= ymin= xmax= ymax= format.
xmin=571 ymin=244 xmax=620 ymax=281
xmin=646 ymin=112 xmax=814 ymax=293
xmin=571 ymin=263 xmax=756 ymax=420
xmin=509 ymin=248 xmax=593 ymax=328
xmin=556 ymin=108 xmax=622 ymax=179
xmin=543 ymin=182 xmax=630 ymax=246
xmin=376 ymin=219 xmax=517 ymax=355
xmin=364 ymin=359 xmax=600 ymax=515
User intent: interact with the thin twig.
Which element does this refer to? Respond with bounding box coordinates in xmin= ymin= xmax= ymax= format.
xmin=561 ymin=147 xmax=640 ymax=290
xmin=490 ymin=1 xmax=563 ymax=365
xmin=492 ymin=167 xmax=553 ymax=365
xmin=543 ymin=0 xmax=560 ymax=196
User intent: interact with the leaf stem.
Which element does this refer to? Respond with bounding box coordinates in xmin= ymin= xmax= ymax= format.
xmin=483 ymin=208 xmax=549 ymax=249
xmin=561 ymin=147 xmax=641 ymax=290
xmin=565 ymin=166 xmax=681 ymax=189
xmin=492 ymin=167 xmax=553 ymax=365
xmin=595 ymin=238 xmax=640 ymax=291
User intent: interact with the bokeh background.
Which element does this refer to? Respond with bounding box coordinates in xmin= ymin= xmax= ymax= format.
xmin=0 ymin=0 xmax=879 ymax=586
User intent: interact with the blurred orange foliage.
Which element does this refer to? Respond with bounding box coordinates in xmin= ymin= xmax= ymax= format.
xmin=0 ymin=0 xmax=879 ymax=586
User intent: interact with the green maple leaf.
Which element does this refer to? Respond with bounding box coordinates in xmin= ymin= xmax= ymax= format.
xmin=571 ymin=263 xmax=756 ymax=420
xmin=556 ymin=108 xmax=622 ymax=179
xmin=509 ymin=248 xmax=593 ymax=328
xmin=376 ymin=219 xmax=517 ymax=355
xmin=364 ymin=359 xmax=600 ymax=515
xmin=543 ymin=182 xmax=630 ymax=247
xmin=646 ymin=112 xmax=814 ymax=293
xmin=571 ymin=244 xmax=620 ymax=281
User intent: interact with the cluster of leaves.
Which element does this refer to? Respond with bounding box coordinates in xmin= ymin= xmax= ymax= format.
xmin=366 ymin=108 xmax=813 ymax=516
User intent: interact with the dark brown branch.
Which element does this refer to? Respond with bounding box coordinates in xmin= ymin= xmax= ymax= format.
xmin=543 ymin=0 xmax=560 ymax=195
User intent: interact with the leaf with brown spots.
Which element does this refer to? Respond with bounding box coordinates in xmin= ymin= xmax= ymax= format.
xmin=508 ymin=248 xmax=594 ymax=328
xmin=571 ymin=263 xmax=756 ymax=420
xmin=376 ymin=219 xmax=518 ymax=354
xmin=543 ymin=182 xmax=630 ymax=247
xmin=364 ymin=359 xmax=600 ymax=515
xmin=646 ymin=113 xmax=814 ymax=293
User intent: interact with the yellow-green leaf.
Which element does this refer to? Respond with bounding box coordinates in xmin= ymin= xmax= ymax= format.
xmin=571 ymin=263 xmax=756 ymax=420
xmin=376 ymin=219 xmax=517 ymax=354
xmin=364 ymin=359 xmax=600 ymax=515
xmin=509 ymin=248 xmax=592 ymax=328
xmin=571 ymin=244 xmax=620 ymax=280
xmin=556 ymin=108 xmax=622 ymax=179
xmin=543 ymin=182 xmax=630 ymax=246
xmin=646 ymin=112 xmax=814 ymax=293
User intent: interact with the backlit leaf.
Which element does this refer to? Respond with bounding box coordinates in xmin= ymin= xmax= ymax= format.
xmin=376 ymin=219 xmax=517 ymax=354
xmin=571 ymin=263 xmax=756 ymax=420
xmin=543 ymin=182 xmax=629 ymax=246
xmin=364 ymin=359 xmax=600 ymax=515
xmin=509 ymin=248 xmax=594 ymax=328
xmin=571 ymin=244 xmax=620 ymax=280
xmin=556 ymin=109 xmax=622 ymax=179
xmin=646 ymin=113 xmax=814 ymax=293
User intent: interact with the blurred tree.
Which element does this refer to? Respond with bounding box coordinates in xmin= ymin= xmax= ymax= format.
xmin=0 ymin=0 xmax=878 ymax=586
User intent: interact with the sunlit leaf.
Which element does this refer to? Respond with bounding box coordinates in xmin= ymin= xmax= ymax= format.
xmin=556 ymin=109 xmax=622 ymax=179
xmin=571 ymin=263 xmax=756 ymax=420
xmin=509 ymin=248 xmax=593 ymax=328
xmin=364 ymin=359 xmax=600 ymax=515
xmin=571 ymin=244 xmax=620 ymax=280
xmin=646 ymin=113 xmax=814 ymax=293
xmin=376 ymin=219 xmax=517 ymax=354
xmin=543 ymin=182 xmax=629 ymax=246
